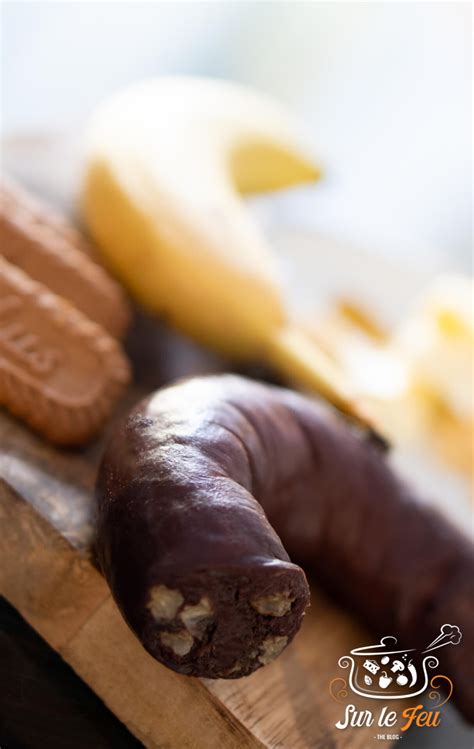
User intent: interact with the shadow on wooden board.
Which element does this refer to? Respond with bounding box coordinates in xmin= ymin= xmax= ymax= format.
xmin=0 ymin=596 xmax=140 ymax=749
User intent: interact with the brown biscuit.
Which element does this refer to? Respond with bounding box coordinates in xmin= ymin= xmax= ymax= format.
xmin=0 ymin=256 xmax=130 ymax=445
xmin=0 ymin=177 xmax=91 ymax=252
xmin=0 ymin=178 xmax=131 ymax=338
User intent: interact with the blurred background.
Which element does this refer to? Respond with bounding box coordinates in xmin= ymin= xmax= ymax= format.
xmin=1 ymin=1 xmax=472 ymax=272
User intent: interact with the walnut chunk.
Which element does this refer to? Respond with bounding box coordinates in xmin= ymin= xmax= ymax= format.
xmin=258 ymin=635 xmax=288 ymax=665
xmin=180 ymin=597 xmax=213 ymax=638
xmin=159 ymin=630 xmax=194 ymax=656
xmin=147 ymin=585 xmax=184 ymax=621
xmin=251 ymin=592 xmax=294 ymax=617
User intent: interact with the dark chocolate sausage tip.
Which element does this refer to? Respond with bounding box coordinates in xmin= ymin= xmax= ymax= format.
xmin=95 ymin=375 xmax=311 ymax=678
xmin=140 ymin=562 xmax=308 ymax=678
xmin=96 ymin=375 xmax=473 ymax=722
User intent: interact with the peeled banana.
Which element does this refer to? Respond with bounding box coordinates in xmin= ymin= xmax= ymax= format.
xmin=82 ymin=77 xmax=376 ymax=433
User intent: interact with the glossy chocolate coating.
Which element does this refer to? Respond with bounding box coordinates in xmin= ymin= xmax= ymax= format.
xmin=96 ymin=375 xmax=473 ymax=721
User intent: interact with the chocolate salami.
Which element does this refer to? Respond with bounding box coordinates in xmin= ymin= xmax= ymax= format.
xmin=95 ymin=375 xmax=473 ymax=721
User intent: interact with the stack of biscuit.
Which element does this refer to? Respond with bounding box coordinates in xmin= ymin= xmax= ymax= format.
xmin=0 ymin=177 xmax=131 ymax=445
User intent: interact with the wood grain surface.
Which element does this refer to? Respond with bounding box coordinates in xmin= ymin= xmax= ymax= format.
xmin=0 ymin=314 xmax=401 ymax=748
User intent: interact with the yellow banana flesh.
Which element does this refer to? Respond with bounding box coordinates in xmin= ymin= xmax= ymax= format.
xmin=82 ymin=77 xmax=378 ymax=435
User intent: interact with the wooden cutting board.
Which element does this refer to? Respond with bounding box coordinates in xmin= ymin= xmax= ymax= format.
xmin=0 ymin=314 xmax=399 ymax=749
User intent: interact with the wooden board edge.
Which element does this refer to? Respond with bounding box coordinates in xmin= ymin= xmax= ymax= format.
xmin=0 ymin=480 xmax=265 ymax=749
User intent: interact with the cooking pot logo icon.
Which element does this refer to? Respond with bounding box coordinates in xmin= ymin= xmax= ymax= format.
xmin=330 ymin=624 xmax=461 ymax=701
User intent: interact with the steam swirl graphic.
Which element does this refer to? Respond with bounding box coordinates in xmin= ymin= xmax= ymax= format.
xmin=428 ymin=675 xmax=453 ymax=708
xmin=338 ymin=655 xmax=354 ymax=671
xmin=329 ymin=677 xmax=348 ymax=704
xmin=424 ymin=655 xmax=440 ymax=672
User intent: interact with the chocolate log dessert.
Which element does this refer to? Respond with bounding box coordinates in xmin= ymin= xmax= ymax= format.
xmin=95 ymin=375 xmax=473 ymax=722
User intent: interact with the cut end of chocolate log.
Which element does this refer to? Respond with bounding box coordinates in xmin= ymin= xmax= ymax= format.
xmin=140 ymin=563 xmax=309 ymax=678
